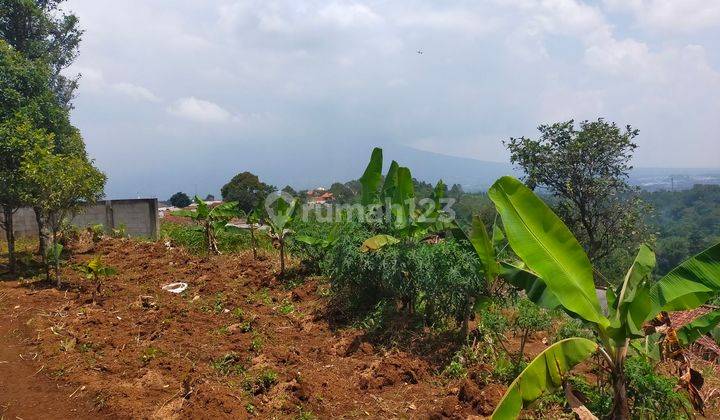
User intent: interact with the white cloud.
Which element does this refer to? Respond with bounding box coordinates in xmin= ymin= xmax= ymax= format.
xmin=317 ymin=2 xmax=382 ymax=27
xmin=603 ymin=0 xmax=720 ymax=32
xmin=112 ymin=82 xmax=162 ymax=102
xmin=167 ymin=97 xmax=233 ymax=123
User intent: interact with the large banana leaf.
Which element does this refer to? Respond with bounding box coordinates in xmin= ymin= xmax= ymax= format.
xmin=649 ymin=242 xmax=720 ymax=313
xmin=491 ymin=338 xmax=598 ymax=419
xmin=209 ymin=201 xmax=241 ymax=219
xmin=360 ymin=147 xmax=383 ymax=205
xmin=392 ymin=166 xmax=414 ymax=229
xmin=607 ymin=245 xmax=656 ymax=340
xmin=488 ymin=176 xmax=607 ymax=326
xmin=676 ymin=310 xmax=720 ymax=346
xmin=469 ymin=215 xmax=498 ymax=282
xmin=499 ymin=262 xmax=561 ymax=310
xmin=382 ymin=160 xmax=399 ymax=199
xmin=360 ymin=234 xmax=399 ymax=252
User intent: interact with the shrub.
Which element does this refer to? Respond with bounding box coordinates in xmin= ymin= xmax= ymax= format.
xmin=322 ymin=225 xmax=485 ymax=328
xmin=625 ymin=357 xmax=690 ymax=419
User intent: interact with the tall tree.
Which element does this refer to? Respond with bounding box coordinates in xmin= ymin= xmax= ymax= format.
xmin=221 ymin=172 xmax=276 ymax=214
xmin=0 ymin=0 xmax=83 ymax=109
xmin=21 ymin=148 xmax=106 ymax=285
xmin=505 ymin=118 xmax=650 ymax=284
xmin=0 ymin=39 xmax=55 ymax=272
xmin=168 ymin=192 xmax=191 ymax=208
xmin=1 ymin=0 xmax=87 ymax=255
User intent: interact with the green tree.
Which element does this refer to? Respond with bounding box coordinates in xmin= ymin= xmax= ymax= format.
xmin=168 ymin=191 xmax=191 ymax=208
xmin=0 ymin=39 xmax=55 ymax=272
xmin=221 ymin=171 xmax=276 ymax=214
xmin=1 ymin=0 xmax=88 ymax=256
xmin=0 ymin=0 xmax=83 ymax=109
xmin=328 ymin=182 xmax=354 ymax=203
xmin=21 ymin=149 xmax=106 ymax=285
xmin=505 ymin=118 xmax=650 ymax=284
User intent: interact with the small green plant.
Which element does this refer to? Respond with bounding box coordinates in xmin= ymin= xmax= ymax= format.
xmin=250 ymin=334 xmax=263 ymax=352
xmin=89 ymin=224 xmax=105 ymax=242
xmin=75 ymin=256 xmax=117 ymax=304
xmin=110 ymin=223 xmax=127 ymax=238
xmin=245 ymin=403 xmax=256 ymax=414
xmin=232 ymin=307 xmax=245 ymax=320
xmin=211 ymin=352 xmax=246 ymax=376
xmin=242 ymin=369 xmax=278 ymax=394
xmin=443 ymin=360 xmax=467 ymax=379
xmin=278 ymin=299 xmax=294 ymax=315
xmin=141 ymin=346 xmax=162 ymax=365
xmin=512 ymin=298 xmax=551 ymax=371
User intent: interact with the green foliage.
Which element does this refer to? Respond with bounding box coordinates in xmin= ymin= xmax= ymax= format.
xmin=323 ymin=223 xmax=485 ymax=328
xmin=171 ymin=196 xmax=242 ymax=254
xmin=644 ymin=185 xmax=720 ymax=276
xmin=568 ymin=376 xmax=613 ymax=417
xmin=75 ymin=256 xmax=117 ymax=302
xmin=221 ymin=171 xmax=276 ymax=214
xmin=625 ymin=357 xmax=690 ymax=419
xmin=554 ymin=316 xmax=593 ymax=341
xmin=491 ymin=338 xmax=598 ymax=419
xmin=486 ymin=175 xmax=720 ymax=418
xmin=210 ymin=352 xmax=246 ymax=376
xmin=168 ymin=192 xmax=191 ymax=208
xmin=506 ymin=118 xmax=650 ymax=283
xmin=514 ymin=298 xmax=551 ymax=335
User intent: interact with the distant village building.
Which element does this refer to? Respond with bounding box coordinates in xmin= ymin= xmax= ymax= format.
xmin=306 ymin=188 xmax=334 ymax=205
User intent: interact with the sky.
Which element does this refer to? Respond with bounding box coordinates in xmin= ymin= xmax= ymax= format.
xmin=62 ymin=0 xmax=720 ymax=197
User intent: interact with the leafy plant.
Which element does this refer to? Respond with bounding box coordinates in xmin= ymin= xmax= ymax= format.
xmin=172 ymin=196 xmax=242 ymax=254
xmin=512 ymin=298 xmax=551 ymax=372
xmin=481 ymin=176 xmax=720 ymax=419
xmin=75 ymin=256 xmax=117 ymax=304
xmin=261 ymin=194 xmax=298 ymax=276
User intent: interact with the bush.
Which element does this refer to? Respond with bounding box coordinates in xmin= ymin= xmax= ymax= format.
xmin=625 ymin=357 xmax=690 ymax=419
xmin=322 ymin=224 xmax=485 ymax=329
xmin=160 ymin=222 xmax=271 ymax=255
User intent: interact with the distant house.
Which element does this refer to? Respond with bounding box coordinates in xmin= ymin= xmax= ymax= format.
xmin=306 ymin=188 xmax=334 ymax=205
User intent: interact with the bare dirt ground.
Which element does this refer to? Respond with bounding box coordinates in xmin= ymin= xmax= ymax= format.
xmin=0 ymin=238 xmax=520 ymax=419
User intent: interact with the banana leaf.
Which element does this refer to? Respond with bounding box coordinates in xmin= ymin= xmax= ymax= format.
xmin=359 ymin=147 xmax=383 ymax=205
xmin=469 ymin=215 xmax=498 ymax=282
xmin=488 ymin=176 xmax=607 ymax=326
xmin=649 ymin=243 xmax=720 ymax=313
xmin=676 ymin=310 xmax=720 ymax=346
xmin=491 ymin=338 xmax=598 ymax=419
xmin=360 ymin=234 xmax=399 ymax=252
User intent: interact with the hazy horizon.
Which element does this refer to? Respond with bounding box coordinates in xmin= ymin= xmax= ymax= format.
xmin=59 ymin=0 xmax=720 ymax=197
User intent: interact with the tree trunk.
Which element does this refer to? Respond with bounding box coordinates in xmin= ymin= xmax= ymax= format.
xmin=279 ymin=240 xmax=285 ymax=276
xmin=250 ymin=227 xmax=257 ymax=259
xmin=2 ymin=207 xmax=16 ymax=273
xmin=34 ymin=208 xmax=46 ymax=257
xmin=516 ymin=328 xmax=530 ymax=373
xmin=611 ymin=345 xmax=630 ymax=420
xmin=611 ymin=368 xmax=630 ymax=419
xmin=53 ymin=229 xmax=61 ymax=288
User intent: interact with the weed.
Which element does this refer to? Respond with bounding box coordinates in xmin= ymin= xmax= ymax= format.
xmin=296 ymin=406 xmax=318 ymax=420
xmin=232 ymin=307 xmax=245 ymax=320
xmin=243 ymin=368 xmax=278 ymax=395
xmin=250 ymin=334 xmax=263 ymax=352
xmin=211 ymin=352 xmax=246 ymax=376
xmin=443 ymin=360 xmax=467 ymax=379
xmin=245 ymin=403 xmax=256 ymax=414
xmin=278 ymin=299 xmax=294 ymax=315
xmin=141 ymin=346 xmax=163 ymax=365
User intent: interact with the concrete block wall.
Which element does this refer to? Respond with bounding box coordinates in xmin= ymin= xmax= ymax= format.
xmin=1 ymin=199 xmax=159 ymax=239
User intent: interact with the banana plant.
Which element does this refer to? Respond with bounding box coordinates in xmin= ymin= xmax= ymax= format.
xmin=172 ymin=196 xmax=241 ymax=254
xmin=484 ymin=176 xmax=720 ymax=419
xmin=261 ymin=194 xmax=298 ymax=276
xmin=358 ymin=147 xmax=455 ymax=251
xmin=75 ymin=256 xmax=117 ymax=304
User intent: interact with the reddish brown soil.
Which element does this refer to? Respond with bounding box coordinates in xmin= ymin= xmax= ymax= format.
xmin=0 ymin=238 xmax=562 ymax=418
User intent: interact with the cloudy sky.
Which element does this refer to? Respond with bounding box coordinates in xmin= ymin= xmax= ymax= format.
xmin=63 ymin=0 xmax=720 ymax=196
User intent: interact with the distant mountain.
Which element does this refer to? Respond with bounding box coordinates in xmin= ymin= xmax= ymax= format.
xmin=101 ymin=142 xmax=719 ymax=199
